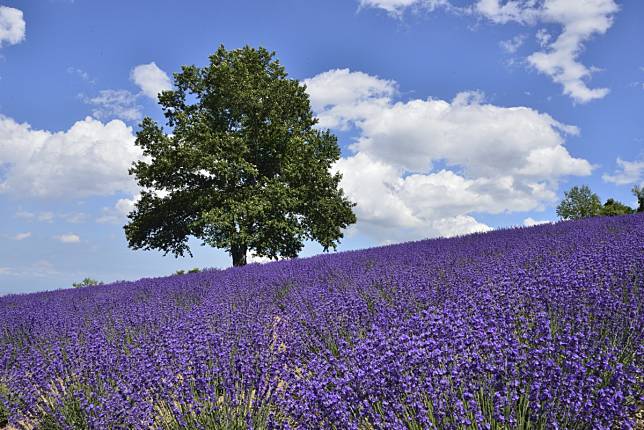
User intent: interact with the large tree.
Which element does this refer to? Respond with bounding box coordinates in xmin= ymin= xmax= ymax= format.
xmin=556 ymin=185 xmax=602 ymax=220
xmin=124 ymin=45 xmax=356 ymax=266
xmin=632 ymin=185 xmax=644 ymax=212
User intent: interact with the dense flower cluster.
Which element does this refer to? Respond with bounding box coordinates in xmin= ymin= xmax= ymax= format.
xmin=1 ymin=214 xmax=643 ymax=429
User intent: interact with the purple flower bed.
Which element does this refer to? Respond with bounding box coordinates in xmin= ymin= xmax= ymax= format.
xmin=1 ymin=214 xmax=643 ymax=429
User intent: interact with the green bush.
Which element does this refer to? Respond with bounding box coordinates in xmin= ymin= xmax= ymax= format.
xmin=72 ymin=278 xmax=103 ymax=288
xmin=599 ymin=198 xmax=635 ymax=216
xmin=175 ymin=268 xmax=200 ymax=276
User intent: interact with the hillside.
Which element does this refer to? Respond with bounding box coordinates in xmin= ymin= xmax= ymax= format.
xmin=1 ymin=214 xmax=643 ymax=429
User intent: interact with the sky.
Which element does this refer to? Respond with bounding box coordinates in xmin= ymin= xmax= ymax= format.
xmin=0 ymin=0 xmax=643 ymax=294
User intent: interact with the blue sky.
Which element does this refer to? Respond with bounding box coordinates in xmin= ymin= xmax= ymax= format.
xmin=1 ymin=0 xmax=642 ymax=294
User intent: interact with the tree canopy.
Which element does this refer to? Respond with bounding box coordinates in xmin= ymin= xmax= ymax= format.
xmin=124 ymin=45 xmax=356 ymax=266
xmin=72 ymin=278 xmax=103 ymax=288
xmin=556 ymin=185 xmax=638 ymax=220
xmin=632 ymin=185 xmax=644 ymax=212
xmin=598 ymin=198 xmax=635 ymax=217
xmin=556 ymin=185 xmax=602 ymax=220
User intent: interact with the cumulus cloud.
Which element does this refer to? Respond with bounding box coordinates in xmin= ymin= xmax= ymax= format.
xmin=0 ymin=115 xmax=141 ymax=198
xmin=0 ymin=6 xmax=25 ymax=47
xmin=84 ymin=89 xmax=142 ymax=122
xmin=304 ymin=68 xmax=396 ymax=130
xmin=523 ymin=217 xmax=550 ymax=226
xmin=13 ymin=232 xmax=31 ymax=240
xmin=307 ymin=69 xmax=592 ymax=242
xmin=131 ymin=62 xmax=172 ymax=100
xmin=358 ymin=0 xmax=619 ymax=103
xmin=96 ymin=193 xmax=140 ymax=223
xmin=602 ymin=158 xmax=644 ymax=185
xmin=83 ymin=62 xmax=170 ymax=121
xmin=333 ymin=153 xmax=491 ymax=241
xmin=54 ymin=234 xmax=80 ymax=244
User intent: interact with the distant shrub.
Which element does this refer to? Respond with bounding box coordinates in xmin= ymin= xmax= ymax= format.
xmin=176 ymin=268 xmax=200 ymax=275
xmin=599 ymin=198 xmax=635 ymax=216
xmin=558 ymin=185 xmax=638 ymax=220
xmin=72 ymin=278 xmax=103 ymax=288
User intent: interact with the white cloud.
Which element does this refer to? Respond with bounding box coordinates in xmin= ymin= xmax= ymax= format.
xmin=13 ymin=232 xmax=31 ymax=240
xmin=38 ymin=212 xmax=55 ymax=222
xmin=523 ymin=217 xmax=550 ymax=226
xmin=61 ymin=212 xmax=88 ymax=223
xmin=474 ymin=0 xmax=541 ymax=24
xmin=115 ymin=195 xmax=138 ymax=216
xmin=98 ymin=190 xmax=171 ymax=224
xmin=0 ymin=6 xmax=25 ymax=47
xmin=358 ymin=0 xmax=619 ymax=103
xmin=84 ymin=90 xmax=142 ymax=122
xmin=333 ymin=153 xmax=491 ymax=241
xmin=96 ymin=193 xmax=140 ymax=223
xmin=131 ymin=62 xmax=172 ymax=100
xmin=358 ymin=0 xmax=448 ymax=15
xmin=307 ymin=69 xmax=592 ymax=242
xmin=67 ymin=67 xmax=95 ymax=84
xmin=54 ymin=234 xmax=80 ymax=244
xmin=0 ymin=115 xmax=141 ymax=198
xmin=474 ymin=0 xmax=619 ymax=103
xmin=602 ymin=158 xmax=644 ymax=185
xmin=0 ymin=260 xmax=62 ymax=279
xmin=304 ymin=68 xmax=396 ymax=130
xmin=81 ymin=62 xmax=170 ymax=123
xmin=14 ymin=210 xmax=55 ymax=222
xmin=535 ymin=28 xmax=551 ymax=47
xmin=500 ymin=34 xmax=526 ymax=54
xmin=526 ymin=0 xmax=618 ymax=103
xmin=247 ymin=252 xmax=275 ymax=264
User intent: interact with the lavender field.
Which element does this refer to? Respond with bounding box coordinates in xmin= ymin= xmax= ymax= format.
xmin=1 ymin=214 xmax=643 ymax=429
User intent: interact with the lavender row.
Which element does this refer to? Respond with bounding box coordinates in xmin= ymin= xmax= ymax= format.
xmin=1 ymin=214 xmax=643 ymax=429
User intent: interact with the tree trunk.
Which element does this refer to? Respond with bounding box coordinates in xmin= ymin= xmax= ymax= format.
xmin=231 ymin=244 xmax=247 ymax=267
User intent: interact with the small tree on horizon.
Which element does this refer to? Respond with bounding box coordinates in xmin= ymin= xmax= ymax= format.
xmin=556 ymin=185 xmax=602 ymax=220
xmin=598 ymin=198 xmax=635 ymax=216
xmin=124 ymin=45 xmax=356 ymax=266
xmin=72 ymin=278 xmax=103 ymax=288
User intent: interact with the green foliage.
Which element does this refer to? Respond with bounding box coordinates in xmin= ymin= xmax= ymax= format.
xmin=125 ymin=45 xmax=356 ymax=266
xmin=38 ymin=390 xmax=90 ymax=430
xmin=598 ymin=198 xmax=635 ymax=217
xmin=175 ymin=268 xmax=200 ymax=276
xmin=72 ymin=278 xmax=103 ymax=288
xmin=557 ymin=185 xmax=638 ymax=220
xmin=0 ymin=383 xmax=9 ymax=428
xmin=556 ymin=185 xmax=602 ymax=220
xmin=153 ymin=382 xmax=288 ymax=430
xmin=632 ymin=185 xmax=644 ymax=212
